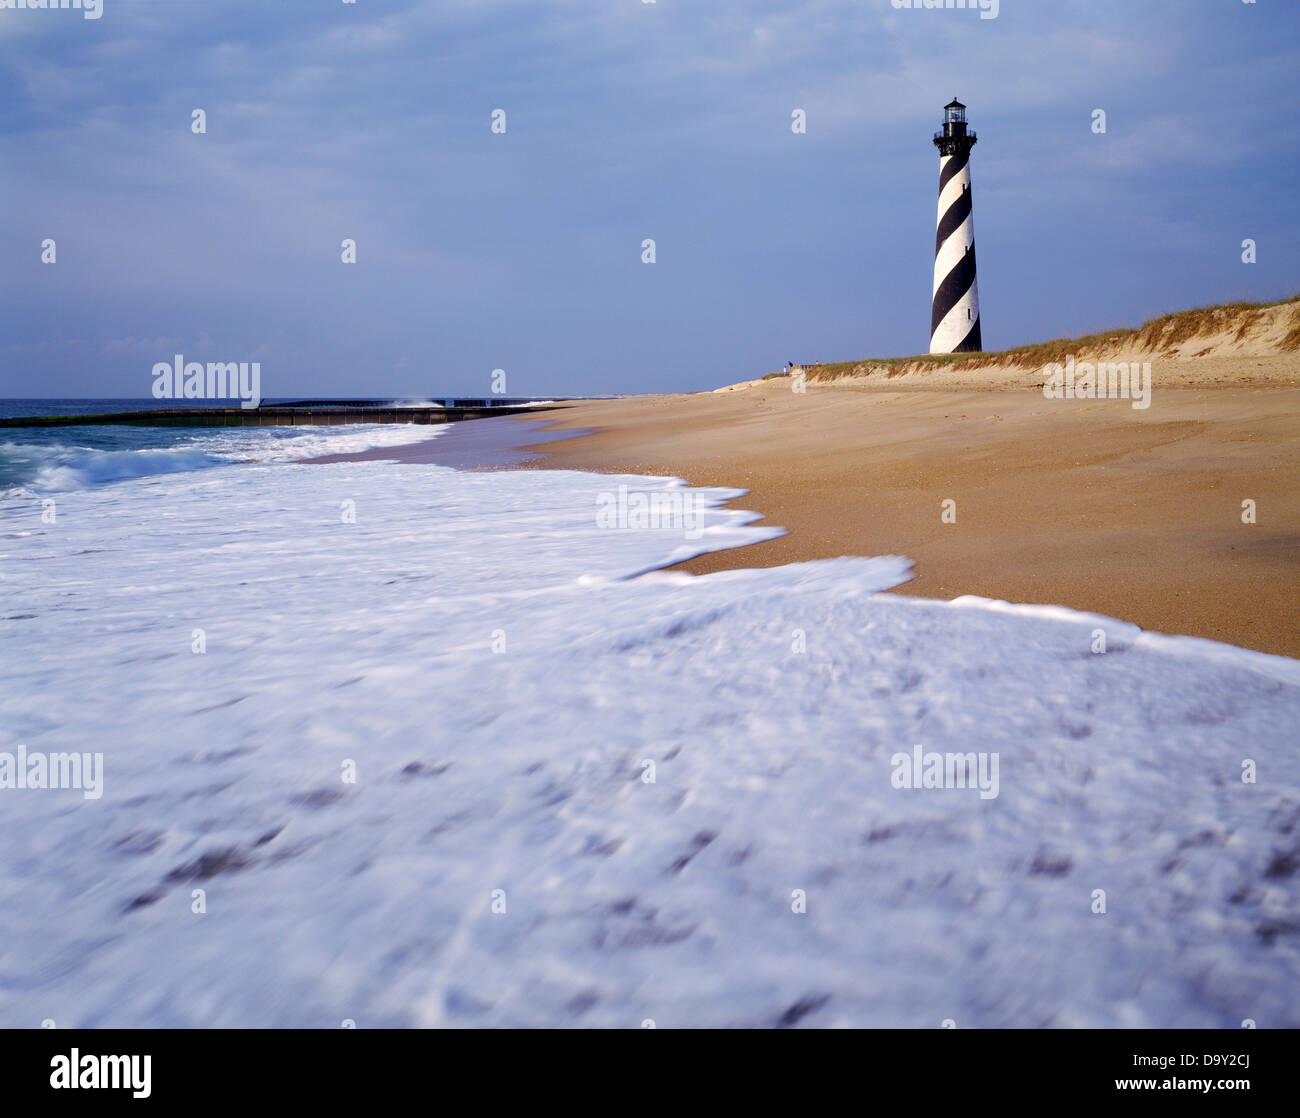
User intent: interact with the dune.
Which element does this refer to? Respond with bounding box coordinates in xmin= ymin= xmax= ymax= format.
xmin=716 ymin=297 xmax=1300 ymax=393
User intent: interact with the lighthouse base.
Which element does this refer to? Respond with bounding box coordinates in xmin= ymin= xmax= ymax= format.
xmin=930 ymin=319 xmax=982 ymax=355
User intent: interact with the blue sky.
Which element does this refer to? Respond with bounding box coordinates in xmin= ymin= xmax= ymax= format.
xmin=1 ymin=0 xmax=1297 ymax=397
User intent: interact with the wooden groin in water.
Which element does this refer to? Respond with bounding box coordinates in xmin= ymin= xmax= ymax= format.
xmin=0 ymin=403 xmax=567 ymax=429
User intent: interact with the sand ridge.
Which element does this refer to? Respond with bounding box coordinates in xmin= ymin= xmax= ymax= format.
xmin=718 ymin=298 xmax=1300 ymax=393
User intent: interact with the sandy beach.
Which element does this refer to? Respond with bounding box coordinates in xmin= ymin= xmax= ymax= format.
xmin=309 ymin=317 xmax=1300 ymax=661
xmin=504 ymin=376 xmax=1299 ymax=659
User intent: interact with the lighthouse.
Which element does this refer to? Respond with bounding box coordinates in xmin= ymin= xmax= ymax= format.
xmin=930 ymin=98 xmax=982 ymax=353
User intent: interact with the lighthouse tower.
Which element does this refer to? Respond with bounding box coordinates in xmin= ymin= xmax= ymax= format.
xmin=930 ymin=98 xmax=982 ymax=353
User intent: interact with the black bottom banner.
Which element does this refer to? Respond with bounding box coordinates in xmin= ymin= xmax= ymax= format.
xmin=2 ymin=1027 xmax=1287 ymax=1107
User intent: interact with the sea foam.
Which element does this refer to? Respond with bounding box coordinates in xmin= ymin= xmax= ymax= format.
xmin=0 ymin=423 xmax=439 ymax=494
xmin=1 ymin=456 xmax=1297 ymax=1028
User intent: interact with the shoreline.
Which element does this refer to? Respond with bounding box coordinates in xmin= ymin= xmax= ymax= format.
xmin=303 ymin=386 xmax=1299 ymax=660
xmin=304 ymin=416 xmax=590 ymax=469
xmin=504 ymin=385 xmax=1300 ymax=660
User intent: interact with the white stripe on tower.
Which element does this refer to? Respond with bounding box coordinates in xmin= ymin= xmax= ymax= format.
xmin=930 ymin=100 xmax=982 ymax=354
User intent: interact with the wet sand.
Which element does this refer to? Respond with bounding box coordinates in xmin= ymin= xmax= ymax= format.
xmin=504 ymin=386 xmax=1300 ymax=659
xmin=305 ymin=387 xmax=1299 ymax=658
xmin=307 ymin=417 xmax=586 ymax=469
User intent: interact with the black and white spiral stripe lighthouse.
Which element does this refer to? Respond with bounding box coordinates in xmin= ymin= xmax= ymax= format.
xmin=930 ymin=98 xmax=982 ymax=354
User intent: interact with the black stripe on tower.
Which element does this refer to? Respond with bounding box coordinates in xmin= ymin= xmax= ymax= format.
xmin=937 ymin=148 xmax=970 ymax=195
xmin=934 ymin=184 xmax=972 ymax=256
xmin=950 ymin=311 xmax=982 ymax=352
xmin=930 ymin=241 xmax=980 ymax=352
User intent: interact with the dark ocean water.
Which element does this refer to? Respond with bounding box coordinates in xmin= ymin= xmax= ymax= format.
xmin=0 ymin=400 xmax=442 ymax=492
xmin=1 ymin=398 xmax=368 ymax=419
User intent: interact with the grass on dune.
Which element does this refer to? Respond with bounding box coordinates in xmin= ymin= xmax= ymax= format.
xmin=783 ymin=295 xmax=1300 ymax=382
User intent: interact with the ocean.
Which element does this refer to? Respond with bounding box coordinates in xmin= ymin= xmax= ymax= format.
xmin=0 ymin=399 xmax=466 ymax=491
xmin=2 ymin=407 xmax=1299 ymax=1026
